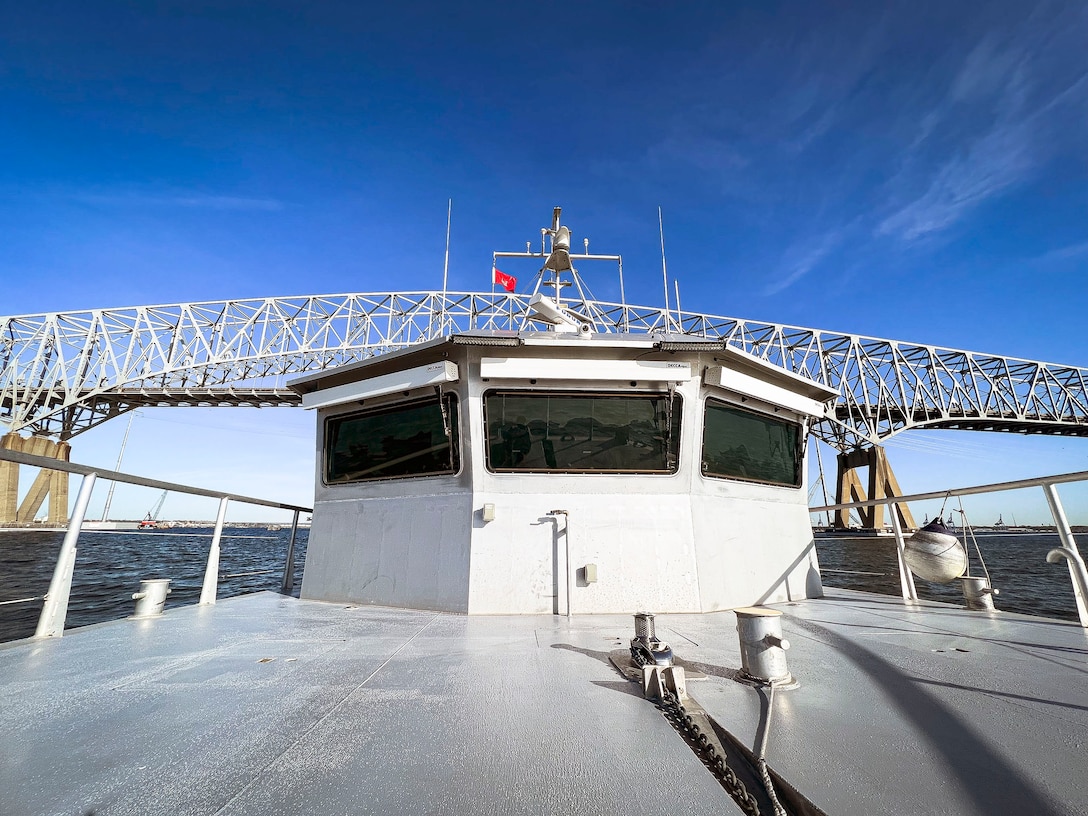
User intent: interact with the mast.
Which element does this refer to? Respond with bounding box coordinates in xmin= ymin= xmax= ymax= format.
xmin=101 ymin=411 xmax=135 ymax=521
xmin=440 ymin=198 xmax=451 ymax=336
xmin=659 ymin=206 xmax=671 ymax=332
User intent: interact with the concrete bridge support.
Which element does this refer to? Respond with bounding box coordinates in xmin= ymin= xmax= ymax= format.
xmin=0 ymin=433 xmax=71 ymax=525
xmin=835 ymin=445 xmax=915 ymax=532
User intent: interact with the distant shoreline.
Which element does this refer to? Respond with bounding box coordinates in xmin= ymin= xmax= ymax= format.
xmin=813 ymin=525 xmax=1086 ymax=535
xmin=0 ymin=521 xmax=310 ymax=531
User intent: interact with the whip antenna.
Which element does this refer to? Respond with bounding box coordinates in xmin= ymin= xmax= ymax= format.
xmin=440 ymin=199 xmax=452 ymax=334
xmin=659 ymin=206 xmax=672 ymax=332
xmin=441 ymin=199 xmax=452 ymax=297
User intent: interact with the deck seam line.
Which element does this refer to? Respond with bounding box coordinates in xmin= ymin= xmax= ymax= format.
xmin=209 ymin=611 xmax=443 ymax=816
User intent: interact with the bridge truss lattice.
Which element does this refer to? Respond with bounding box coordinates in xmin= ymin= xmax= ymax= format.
xmin=3 ymin=291 xmax=1088 ymax=448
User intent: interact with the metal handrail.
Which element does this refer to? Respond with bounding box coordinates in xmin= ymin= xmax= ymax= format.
xmin=809 ymin=468 xmax=1088 ymax=512
xmin=0 ymin=448 xmax=311 ymax=511
xmin=810 ymin=469 xmax=1088 ymax=628
xmin=0 ymin=447 xmax=312 ymax=638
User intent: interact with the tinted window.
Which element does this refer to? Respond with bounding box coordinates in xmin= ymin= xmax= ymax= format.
xmin=701 ymin=399 xmax=800 ymax=486
xmin=484 ymin=391 xmax=681 ymax=473
xmin=325 ymin=395 xmax=459 ymax=483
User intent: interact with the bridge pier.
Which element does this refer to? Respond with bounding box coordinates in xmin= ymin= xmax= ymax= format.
xmin=0 ymin=433 xmax=71 ymax=526
xmin=835 ymin=445 xmax=915 ymax=531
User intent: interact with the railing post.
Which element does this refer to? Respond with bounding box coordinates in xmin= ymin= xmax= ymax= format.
xmin=888 ymin=500 xmax=918 ymax=602
xmin=199 ymin=497 xmax=229 ymax=605
xmin=35 ymin=472 xmax=97 ymax=638
xmin=1041 ymin=483 xmax=1088 ymax=627
xmin=280 ymin=509 xmax=300 ymax=594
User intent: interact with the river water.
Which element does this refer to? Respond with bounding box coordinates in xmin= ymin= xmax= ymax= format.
xmin=815 ymin=532 xmax=1081 ymax=621
xmin=0 ymin=528 xmax=1080 ymax=643
xmin=0 ymin=526 xmax=308 ymax=643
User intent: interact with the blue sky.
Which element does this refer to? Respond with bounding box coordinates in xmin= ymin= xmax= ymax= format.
xmin=3 ymin=1 xmax=1088 ymax=523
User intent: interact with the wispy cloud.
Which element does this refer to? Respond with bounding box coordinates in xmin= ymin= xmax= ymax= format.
xmin=11 ymin=185 xmax=286 ymax=212
xmin=643 ymin=131 xmax=749 ymax=177
xmin=592 ymin=5 xmax=1087 ymax=295
xmin=67 ymin=190 xmax=285 ymax=211
xmin=762 ymin=229 xmax=845 ymax=296
xmin=595 ymin=8 xmax=889 ymax=196
xmin=1031 ymin=240 xmax=1088 ymax=264
xmin=878 ymin=40 xmax=1034 ymax=241
xmin=949 ymin=36 xmax=1023 ymax=103
xmin=878 ymin=19 xmax=1088 ymax=244
xmin=878 ymin=111 xmax=1033 ymax=241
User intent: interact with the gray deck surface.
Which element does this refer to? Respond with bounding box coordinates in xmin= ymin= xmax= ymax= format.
xmin=666 ymin=589 xmax=1088 ymax=816
xmin=0 ymin=593 xmax=738 ymax=816
xmin=1 ymin=589 xmax=1086 ymax=815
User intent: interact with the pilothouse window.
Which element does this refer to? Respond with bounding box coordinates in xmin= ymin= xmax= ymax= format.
xmin=325 ymin=395 xmax=460 ymax=484
xmin=701 ymin=399 xmax=801 ymax=487
xmin=484 ymin=391 xmax=681 ymax=473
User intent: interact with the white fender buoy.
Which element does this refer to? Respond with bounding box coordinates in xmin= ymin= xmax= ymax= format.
xmin=904 ymin=519 xmax=967 ymax=583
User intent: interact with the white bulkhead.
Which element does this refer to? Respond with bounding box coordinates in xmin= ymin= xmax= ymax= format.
xmin=289 ymin=333 xmax=836 ymax=615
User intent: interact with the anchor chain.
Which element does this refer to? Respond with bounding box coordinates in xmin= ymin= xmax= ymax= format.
xmin=629 ymin=616 xmax=775 ymax=815
xmin=656 ymin=687 xmax=763 ymax=815
xmin=630 ymin=639 xmax=764 ymax=816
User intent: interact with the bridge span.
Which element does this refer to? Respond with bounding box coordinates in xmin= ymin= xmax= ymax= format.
xmin=3 ymin=291 xmax=1088 ymax=525
xmin=4 ymin=291 xmax=1088 ymax=444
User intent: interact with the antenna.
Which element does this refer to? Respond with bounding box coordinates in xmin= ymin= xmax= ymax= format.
xmin=659 ymin=207 xmax=672 ymax=333
xmin=618 ymin=257 xmax=627 ymax=332
xmin=101 ymin=410 xmax=136 ymax=521
xmin=491 ymin=207 xmax=624 ymax=332
xmin=439 ymin=199 xmax=452 ymax=336
xmin=441 ymin=199 xmax=451 ymax=296
xmin=674 ymin=279 xmax=682 ymax=329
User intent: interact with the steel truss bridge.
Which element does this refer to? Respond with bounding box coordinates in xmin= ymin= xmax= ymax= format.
xmin=4 ymin=291 xmax=1088 ymax=450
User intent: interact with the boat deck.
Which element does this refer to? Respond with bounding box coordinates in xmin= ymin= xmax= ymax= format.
xmin=1 ymin=588 xmax=1086 ymax=815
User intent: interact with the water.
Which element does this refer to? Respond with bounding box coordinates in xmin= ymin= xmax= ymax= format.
xmin=0 ymin=526 xmax=308 ymax=643
xmin=815 ymin=532 xmax=1081 ymax=622
xmin=1 ymin=528 xmax=1081 ymax=643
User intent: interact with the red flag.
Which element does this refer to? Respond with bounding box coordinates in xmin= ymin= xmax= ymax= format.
xmin=493 ymin=268 xmax=517 ymax=292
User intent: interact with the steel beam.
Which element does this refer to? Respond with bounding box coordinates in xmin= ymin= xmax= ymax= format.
xmin=4 ymin=292 xmax=1088 ymax=447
